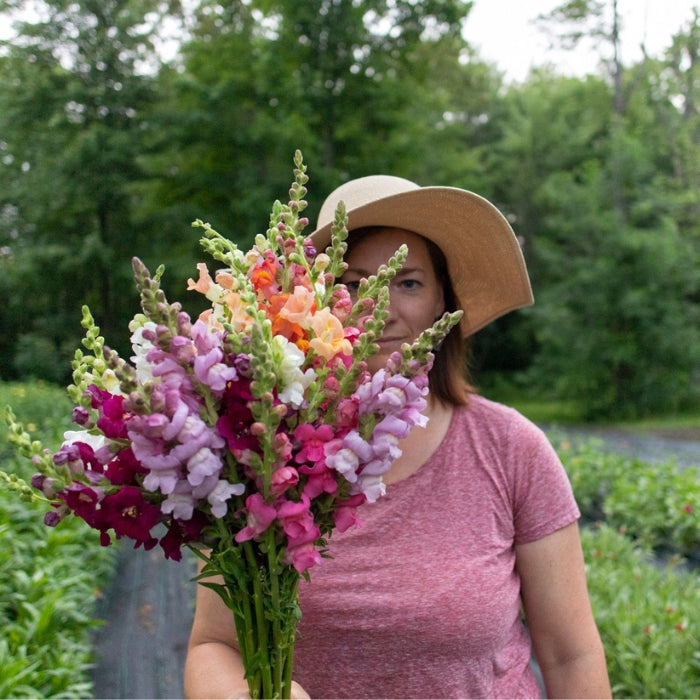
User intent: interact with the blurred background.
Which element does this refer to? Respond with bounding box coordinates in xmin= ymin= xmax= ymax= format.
xmin=0 ymin=0 xmax=698 ymax=421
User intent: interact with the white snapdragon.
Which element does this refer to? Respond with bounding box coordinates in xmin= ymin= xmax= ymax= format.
xmin=271 ymin=335 xmax=316 ymax=408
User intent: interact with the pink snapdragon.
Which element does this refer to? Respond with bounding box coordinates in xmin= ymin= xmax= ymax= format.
xmin=277 ymin=494 xmax=322 ymax=573
xmin=271 ymin=466 xmax=299 ymax=494
xmin=294 ymin=423 xmax=334 ymax=465
xmin=301 ymin=465 xmax=337 ymax=499
xmin=285 ymin=541 xmax=322 ymax=573
xmin=235 ymin=494 xmax=277 ymax=542
xmin=333 ymin=494 xmax=366 ymax=532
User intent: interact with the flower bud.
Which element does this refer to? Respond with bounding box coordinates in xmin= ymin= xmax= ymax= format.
xmin=177 ymin=312 xmax=192 ymax=336
xmin=303 ymin=241 xmax=317 ymax=259
xmin=32 ymin=473 xmax=58 ymax=498
xmin=44 ymin=506 xmax=69 ymax=527
xmin=314 ymin=253 xmax=331 ymax=272
xmin=72 ymin=406 xmax=91 ymax=426
xmin=273 ymin=403 xmax=288 ymax=418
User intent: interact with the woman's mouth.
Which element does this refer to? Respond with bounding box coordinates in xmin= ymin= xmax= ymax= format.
xmin=376 ymin=336 xmax=403 ymax=347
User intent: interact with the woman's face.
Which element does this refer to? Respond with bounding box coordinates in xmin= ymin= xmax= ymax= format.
xmin=342 ymin=227 xmax=445 ymax=374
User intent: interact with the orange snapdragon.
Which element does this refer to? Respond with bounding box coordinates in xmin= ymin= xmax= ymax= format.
xmin=279 ymin=286 xmax=316 ymax=325
xmin=215 ymin=270 xmax=235 ymax=290
xmin=250 ymin=252 xmax=280 ymax=299
xmin=187 ymin=262 xmax=214 ymax=295
xmin=308 ymin=307 xmax=352 ymax=361
xmin=222 ymin=291 xmax=255 ymax=331
xmin=269 ymin=293 xmax=306 ymax=344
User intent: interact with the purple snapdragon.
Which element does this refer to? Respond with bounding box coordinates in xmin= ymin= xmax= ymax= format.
xmin=320 ymin=367 xmax=429 ymax=503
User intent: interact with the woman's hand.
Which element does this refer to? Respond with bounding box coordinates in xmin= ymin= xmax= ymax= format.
xmin=225 ymin=680 xmax=310 ymax=699
xmin=290 ymin=681 xmax=311 ymax=699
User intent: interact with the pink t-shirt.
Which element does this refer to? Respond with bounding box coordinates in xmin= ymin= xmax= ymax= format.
xmin=294 ymin=395 xmax=580 ymax=699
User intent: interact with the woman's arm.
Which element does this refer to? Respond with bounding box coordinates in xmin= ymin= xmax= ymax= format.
xmin=184 ymin=562 xmax=309 ymax=699
xmin=516 ymin=522 xmax=611 ymax=699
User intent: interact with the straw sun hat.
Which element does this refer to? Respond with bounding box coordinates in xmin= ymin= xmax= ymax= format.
xmin=310 ymin=175 xmax=534 ymax=337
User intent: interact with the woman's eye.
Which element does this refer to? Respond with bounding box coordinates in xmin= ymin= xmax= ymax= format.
xmin=399 ymin=279 xmax=419 ymax=290
xmin=345 ymin=280 xmax=361 ymax=294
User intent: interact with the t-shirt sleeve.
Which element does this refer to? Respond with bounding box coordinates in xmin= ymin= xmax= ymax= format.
xmin=506 ymin=411 xmax=580 ymax=545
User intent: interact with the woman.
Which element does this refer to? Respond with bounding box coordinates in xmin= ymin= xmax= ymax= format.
xmin=184 ymin=176 xmax=611 ymax=699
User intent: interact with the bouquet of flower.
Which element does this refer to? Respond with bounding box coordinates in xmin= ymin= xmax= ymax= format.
xmin=3 ymin=151 xmax=461 ymax=699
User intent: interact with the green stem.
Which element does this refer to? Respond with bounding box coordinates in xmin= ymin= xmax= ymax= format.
xmin=232 ymin=587 xmax=261 ymax=700
xmin=243 ymin=540 xmax=272 ymax=698
xmin=282 ymin=575 xmax=299 ymax=698
xmin=209 ymin=523 xmax=262 ymax=700
xmin=266 ymin=529 xmax=283 ymax=693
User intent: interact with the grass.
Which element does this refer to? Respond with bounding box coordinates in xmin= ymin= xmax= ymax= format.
xmin=479 ymin=375 xmax=700 ymax=435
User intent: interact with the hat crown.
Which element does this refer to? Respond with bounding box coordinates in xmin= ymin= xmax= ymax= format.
xmin=317 ymin=175 xmax=420 ymax=230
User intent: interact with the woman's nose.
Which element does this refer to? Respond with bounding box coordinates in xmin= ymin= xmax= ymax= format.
xmin=383 ymin=292 xmax=398 ymax=324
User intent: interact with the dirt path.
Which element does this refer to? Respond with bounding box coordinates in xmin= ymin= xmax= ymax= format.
xmin=544 ymin=425 xmax=700 ymax=469
xmin=90 ymin=428 xmax=699 ymax=699
xmin=91 ymin=545 xmax=197 ymax=699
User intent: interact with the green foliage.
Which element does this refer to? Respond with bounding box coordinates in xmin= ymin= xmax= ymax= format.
xmin=582 ymin=525 xmax=700 ymax=698
xmin=0 ymin=382 xmax=116 ymax=698
xmin=0 ymin=382 xmax=73 ymax=457
xmin=0 ymin=494 xmax=117 ymax=697
xmin=554 ymin=435 xmax=700 ymax=555
xmin=557 ymin=432 xmax=700 ymax=696
xmin=1 ymin=0 xmax=699 ymax=422
xmin=532 ymin=212 xmax=700 ymax=418
xmin=492 ymin=60 xmax=700 ymax=418
xmin=0 ymin=0 xmax=174 ymax=380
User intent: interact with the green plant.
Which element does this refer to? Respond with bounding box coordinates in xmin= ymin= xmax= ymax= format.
xmin=604 ymin=461 xmax=700 ymax=554
xmin=1 ymin=381 xmax=116 ymax=697
xmin=0 ymin=483 xmax=117 ymax=697
xmin=582 ymin=524 xmax=700 ymax=698
xmin=551 ymin=436 xmax=629 ymax=517
xmin=553 ymin=435 xmax=700 ymax=556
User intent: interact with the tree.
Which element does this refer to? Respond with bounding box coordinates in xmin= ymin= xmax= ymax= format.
xmin=487 ymin=60 xmax=700 ymax=417
xmin=138 ymin=0 xmax=479 ymax=238
xmin=133 ymin=0 xmax=314 ymax=257
xmin=0 ymin=0 xmax=179 ymax=379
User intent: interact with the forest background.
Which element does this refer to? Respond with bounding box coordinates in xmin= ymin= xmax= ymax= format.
xmin=0 ymin=0 xmax=698 ymax=421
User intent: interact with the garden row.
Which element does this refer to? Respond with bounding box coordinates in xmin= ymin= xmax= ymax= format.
xmin=0 ymin=382 xmax=698 ymax=697
xmin=0 ymin=383 xmax=116 ymax=698
xmin=550 ymin=434 xmax=700 ymax=697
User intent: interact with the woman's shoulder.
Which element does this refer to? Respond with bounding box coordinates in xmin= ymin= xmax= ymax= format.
xmin=454 ymin=393 xmax=552 ymax=451
xmin=458 ymin=392 xmax=532 ymax=427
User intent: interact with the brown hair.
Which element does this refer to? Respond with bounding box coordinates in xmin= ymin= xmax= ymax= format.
xmin=345 ymin=227 xmax=474 ymax=406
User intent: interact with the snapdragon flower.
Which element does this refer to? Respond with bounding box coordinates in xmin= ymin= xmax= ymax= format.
xmin=271 ymin=335 xmax=316 ymax=407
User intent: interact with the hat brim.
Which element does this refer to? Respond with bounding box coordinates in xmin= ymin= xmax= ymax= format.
xmin=310 ymin=186 xmax=533 ymax=336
